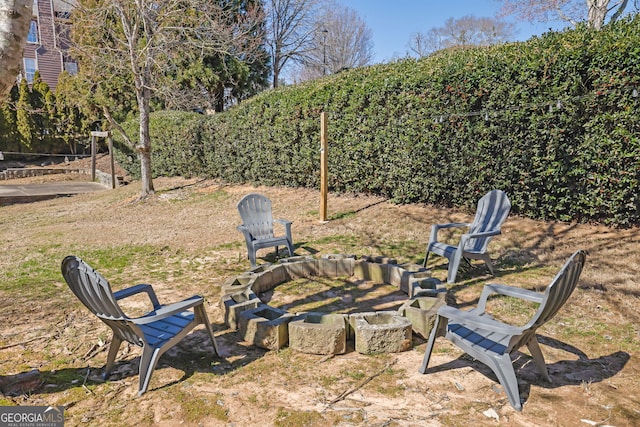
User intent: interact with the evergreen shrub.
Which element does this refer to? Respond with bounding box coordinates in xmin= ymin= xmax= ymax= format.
xmin=115 ymin=16 xmax=640 ymax=227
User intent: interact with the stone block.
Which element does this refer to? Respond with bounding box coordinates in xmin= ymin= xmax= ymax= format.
xmin=391 ymin=264 xmax=430 ymax=293
xmin=248 ymin=263 xmax=272 ymax=274
xmin=317 ymin=254 xmax=356 ymax=277
xmin=288 ymin=312 xmax=348 ymax=355
xmin=238 ymin=305 xmax=297 ymax=351
xmin=221 ymin=288 xmax=262 ymax=330
xmin=361 ymin=255 xmax=398 ymax=265
xmin=410 ymin=277 xmax=446 ymax=298
xmin=350 ymin=311 xmax=412 ymax=354
xmin=387 ymin=265 xmax=406 ymax=289
xmin=221 ymin=275 xmax=256 ymax=296
xmin=251 ymin=264 xmax=288 ymax=294
xmin=354 ymin=261 xmax=390 ymax=283
xmin=278 ymin=256 xmax=317 ymax=279
xmin=398 ymin=297 xmax=443 ymax=339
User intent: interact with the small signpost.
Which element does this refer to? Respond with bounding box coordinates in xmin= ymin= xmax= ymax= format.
xmin=90 ymin=131 xmax=116 ymax=189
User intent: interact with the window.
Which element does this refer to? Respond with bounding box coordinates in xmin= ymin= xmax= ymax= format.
xmin=23 ymin=58 xmax=36 ymax=83
xmin=27 ymin=20 xmax=38 ymax=43
xmin=64 ymin=62 xmax=78 ymax=75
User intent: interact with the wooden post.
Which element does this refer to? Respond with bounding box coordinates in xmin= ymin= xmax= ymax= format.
xmin=90 ymin=131 xmax=110 ymax=185
xmin=107 ymin=134 xmax=116 ymax=189
xmin=320 ymin=112 xmax=328 ymax=222
xmin=90 ymin=134 xmax=96 ymax=182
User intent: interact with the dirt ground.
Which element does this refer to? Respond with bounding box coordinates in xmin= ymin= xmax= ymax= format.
xmin=0 ymin=159 xmax=638 ymax=426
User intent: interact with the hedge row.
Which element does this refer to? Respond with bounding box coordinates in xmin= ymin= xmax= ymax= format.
xmin=114 ymin=16 xmax=640 ymax=227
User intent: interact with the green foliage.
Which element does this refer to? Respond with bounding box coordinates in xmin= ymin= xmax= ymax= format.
xmin=114 ymin=16 xmax=640 ymax=227
xmin=0 ymin=86 xmax=19 ymax=151
xmin=16 ymin=79 xmax=36 ymax=149
xmin=113 ymin=111 xmax=208 ymax=179
xmin=55 ymin=71 xmax=94 ymax=151
xmin=169 ymin=0 xmax=270 ymax=113
xmin=0 ymin=75 xmax=90 ymax=155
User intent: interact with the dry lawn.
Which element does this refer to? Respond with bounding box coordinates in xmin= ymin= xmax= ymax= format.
xmin=0 ymin=160 xmax=638 ymax=426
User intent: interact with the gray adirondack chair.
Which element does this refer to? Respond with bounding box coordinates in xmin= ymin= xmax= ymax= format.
xmin=61 ymin=255 xmax=219 ymax=395
xmin=419 ymin=250 xmax=587 ymax=411
xmin=237 ymin=193 xmax=294 ymax=267
xmin=423 ymin=189 xmax=511 ymax=283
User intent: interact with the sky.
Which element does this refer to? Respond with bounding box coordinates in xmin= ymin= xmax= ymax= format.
xmin=345 ymin=1 xmax=568 ymax=63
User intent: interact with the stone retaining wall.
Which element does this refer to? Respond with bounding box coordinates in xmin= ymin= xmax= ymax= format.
xmin=0 ymin=167 xmax=123 ymax=187
xmin=222 ymin=254 xmax=446 ymax=355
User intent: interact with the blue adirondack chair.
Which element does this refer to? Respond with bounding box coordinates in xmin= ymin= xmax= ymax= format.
xmin=237 ymin=193 xmax=294 ymax=267
xmin=419 ymin=250 xmax=587 ymax=410
xmin=423 ymin=189 xmax=511 ymax=283
xmin=61 ymin=255 xmax=219 ymax=395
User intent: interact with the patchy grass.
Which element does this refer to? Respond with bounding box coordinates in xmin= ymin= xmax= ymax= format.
xmin=274 ymin=408 xmax=326 ymax=427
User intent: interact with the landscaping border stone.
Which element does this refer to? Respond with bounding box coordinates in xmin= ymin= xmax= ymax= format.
xmin=288 ymin=312 xmax=348 ymax=355
xmin=221 ymin=253 xmax=446 ymax=355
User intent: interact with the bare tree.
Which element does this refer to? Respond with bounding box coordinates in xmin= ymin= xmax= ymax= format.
xmin=409 ymin=15 xmax=515 ymax=57
xmin=265 ymin=0 xmax=324 ymax=87
xmin=498 ymin=0 xmax=638 ymax=30
xmin=408 ymin=30 xmax=439 ymax=58
xmin=0 ymin=0 xmax=31 ymax=98
xmin=292 ymin=3 xmax=373 ymax=81
xmin=69 ymin=0 xmax=264 ymax=197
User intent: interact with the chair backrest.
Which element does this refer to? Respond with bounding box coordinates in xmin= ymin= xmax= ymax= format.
xmin=61 ymin=256 xmax=142 ymax=346
xmin=465 ymin=190 xmax=511 ymax=252
xmin=513 ymin=250 xmax=586 ymax=350
xmin=237 ymin=193 xmax=275 ymax=240
xmin=527 ymin=250 xmax=586 ymax=329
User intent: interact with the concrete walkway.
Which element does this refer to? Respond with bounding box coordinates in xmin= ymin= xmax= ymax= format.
xmin=0 ymin=182 xmax=107 ymax=206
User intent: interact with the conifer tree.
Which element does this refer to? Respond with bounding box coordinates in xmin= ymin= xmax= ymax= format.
xmin=15 ymin=78 xmax=35 ymax=150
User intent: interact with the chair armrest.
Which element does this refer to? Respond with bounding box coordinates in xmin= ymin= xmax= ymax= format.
xmin=275 ymin=219 xmax=293 ymax=240
xmin=438 ymin=305 xmax=523 ymax=336
xmin=477 ymin=283 xmax=544 ymax=312
xmin=131 ymin=295 xmax=205 ymax=324
xmin=463 ymin=229 xmax=501 ymax=240
xmin=237 ymin=224 xmax=254 ymax=245
xmin=432 ymin=222 xmax=471 ymax=232
xmin=429 ymin=223 xmax=471 ymax=244
xmin=113 ymin=284 xmax=161 ymax=309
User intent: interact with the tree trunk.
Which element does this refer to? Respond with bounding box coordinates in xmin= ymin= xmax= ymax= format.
xmin=587 ymin=0 xmax=610 ymax=30
xmin=272 ymin=58 xmax=280 ymax=88
xmin=137 ymin=87 xmax=155 ymax=197
xmin=0 ymin=0 xmax=32 ymax=99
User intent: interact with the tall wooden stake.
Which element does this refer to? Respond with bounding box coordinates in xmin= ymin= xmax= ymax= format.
xmin=320 ymin=112 xmax=328 ymax=222
xmin=90 ymin=134 xmax=96 ymax=182
xmin=108 ymin=134 xmax=116 ymax=189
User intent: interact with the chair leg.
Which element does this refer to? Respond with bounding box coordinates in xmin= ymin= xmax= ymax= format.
xmin=138 ymin=346 xmax=162 ymax=396
xmin=423 ymin=249 xmax=430 ymax=268
xmin=287 ymin=240 xmax=295 ymax=257
xmin=248 ymin=248 xmax=257 ymax=267
xmin=526 ymin=337 xmax=551 ymax=382
xmin=195 ymin=305 xmax=220 ymax=356
xmin=488 ymin=355 xmax=523 ymax=411
xmin=447 ymin=250 xmax=463 ymax=284
xmin=419 ymin=315 xmax=441 ymax=374
xmin=103 ymin=335 xmax=122 ymax=380
xmin=476 ymin=253 xmax=496 ymax=276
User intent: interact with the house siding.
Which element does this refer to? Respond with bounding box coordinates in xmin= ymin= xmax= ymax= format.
xmin=22 ymin=0 xmax=75 ymax=91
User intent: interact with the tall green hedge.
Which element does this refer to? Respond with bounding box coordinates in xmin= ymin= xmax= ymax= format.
xmin=114 ymin=16 xmax=640 ymax=227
